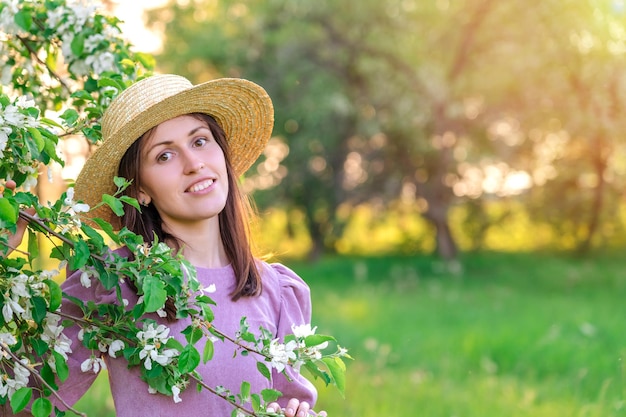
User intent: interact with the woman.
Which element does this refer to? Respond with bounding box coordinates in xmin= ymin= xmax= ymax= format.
xmin=7 ymin=75 xmax=321 ymax=416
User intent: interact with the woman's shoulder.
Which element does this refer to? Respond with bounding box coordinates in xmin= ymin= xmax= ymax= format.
xmin=257 ymin=261 xmax=313 ymax=333
xmin=258 ymin=261 xmax=308 ymax=289
xmin=257 ymin=261 xmax=311 ymax=303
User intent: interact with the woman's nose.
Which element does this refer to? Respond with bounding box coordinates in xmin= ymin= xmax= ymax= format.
xmin=182 ymin=151 xmax=205 ymax=174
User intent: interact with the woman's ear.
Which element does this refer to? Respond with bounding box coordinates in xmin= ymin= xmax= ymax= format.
xmin=138 ymin=190 xmax=151 ymax=207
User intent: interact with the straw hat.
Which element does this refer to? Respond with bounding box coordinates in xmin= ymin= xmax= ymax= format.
xmin=74 ymin=74 xmax=274 ymax=229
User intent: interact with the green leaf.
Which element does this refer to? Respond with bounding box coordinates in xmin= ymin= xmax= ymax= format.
xmin=30 ymin=337 xmax=49 ymax=356
xmin=92 ymin=217 xmax=120 ymax=244
xmin=70 ymin=90 xmax=93 ymax=101
xmin=81 ymin=224 xmax=105 ymax=250
xmin=14 ymin=10 xmax=32 ymax=30
xmin=97 ymin=77 xmax=122 ymax=89
xmin=178 ymin=345 xmax=200 ymax=374
xmin=40 ymin=363 xmax=59 ymax=391
xmin=53 ymin=351 xmax=70 ymax=382
xmin=304 ymin=334 xmax=335 ymax=347
xmin=27 ymin=228 xmax=39 ymax=263
xmin=323 ymin=357 xmax=346 ymax=397
xmin=0 ymin=197 xmax=18 ymax=225
xmin=113 ymin=176 xmax=128 ymax=189
xmin=40 ymin=117 xmax=62 ymax=128
xmin=119 ymin=195 xmax=140 ymax=211
xmin=70 ymin=33 xmax=85 ymax=56
xmin=45 ymin=279 xmax=62 ymax=311
xmin=94 ymin=263 xmax=117 ymax=290
xmin=50 ymin=243 xmax=70 ymax=261
xmin=27 ymin=127 xmax=45 ymax=152
xmin=43 ymin=137 xmax=64 ymax=165
xmin=260 ymin=388 xmax=282 ymax=403
xmin=69 ymin=239 xmax=90 ymax=271
xmin=31 ymin=296 xmax=48 ymax=324
xmin=164 ymin=338 xmax=184 ymax=352
xmin=202 ymin=338 xmax=214 ymax=363
xmin=60 ymin=108 xmax=79 ymax=126
xmin=142 ymin=276 xmax=167 ymax=313
xmin=102 ymin=194 xmax=125 ymax=216
xmin=256 ymin=361 xmax=271 ymax=382
xmin=10 ymin=387 xmax=32 ymax=413
xmin=251 ymin=393 xmax=261 ymax=412
xmin=303 ymin=361 xmax=331 ymax=384
xmin=32 ymin=398 xmax=53 ymax=417
xmin=201 ymin=304 xmax=214 ymax=322
xmin=240 ymin=381 xmax=251 ymax=402
xmin=181 ymin=325 xmax=203 ymax=345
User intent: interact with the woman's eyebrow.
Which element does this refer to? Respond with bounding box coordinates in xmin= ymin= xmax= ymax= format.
xmin=145 ymin=126 xmax=211 ymax=154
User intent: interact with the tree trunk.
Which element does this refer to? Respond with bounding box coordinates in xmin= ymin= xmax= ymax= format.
xmin=424 ymin=201 xmax=458 ymax=260
xmin=577 ymin=139 xmax=607 ymax=254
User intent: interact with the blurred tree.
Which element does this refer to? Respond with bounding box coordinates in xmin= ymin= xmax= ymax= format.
xmin=146 ymin=0 xmax=626 ymax=258
xmin=518 ymin=0 xmax=626 ymax=254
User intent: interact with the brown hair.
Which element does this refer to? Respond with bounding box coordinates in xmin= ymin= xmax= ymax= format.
xmin=118 ymin=113 xmax=262 ymax=317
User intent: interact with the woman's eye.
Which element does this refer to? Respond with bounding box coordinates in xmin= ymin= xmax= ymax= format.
xmin=157 ymin=152 xmax=172 ymax=162
xmin=193 ymin=137 xmax=208 ymax=147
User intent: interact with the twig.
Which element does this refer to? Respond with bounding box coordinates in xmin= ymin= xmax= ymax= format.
xmin=18 ymin=210 xmax=107 ymax=263
xmin=0 ymin=241 xmax=30 ymax=257
xmin=207 ymin=326 xmax=269 ymax=360
xmin=0 ymin=342 xmax=87 ymax=417
xmin=188 ymin=374 xmax=262 ymax=417
xmin=16 ymin=35 xmax=71 ymax=92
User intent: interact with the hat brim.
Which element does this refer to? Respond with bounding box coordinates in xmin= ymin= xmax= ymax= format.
xmin=74 ymin=77 xmax=274 ymax=230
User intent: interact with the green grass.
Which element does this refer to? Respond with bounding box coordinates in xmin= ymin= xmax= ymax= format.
xmin=71 ymin=252 xmax=626 ymax=416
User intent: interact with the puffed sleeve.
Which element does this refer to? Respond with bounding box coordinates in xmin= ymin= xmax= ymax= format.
xmin=269 ymin=263 xmax=318 ymax=408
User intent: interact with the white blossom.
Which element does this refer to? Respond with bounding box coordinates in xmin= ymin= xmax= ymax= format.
xmin=0 ymin=332 xmax=17 ymax=346
xmin=14 ymin=96 xmax=35 ymax=109
xmin=64 ymin=187 xmax=90 ymax=213
xmin=2 ymin=294 xmax=25 ymax=322
xmin=84 ymin=33 xmax=105 ymax=53
xmin=268 ymin=339 xmax=297 ymax=373
xmin=291 ymin=323 xmax=317 ymax=338
xmin=136 ymin=323 xmax=179 ymax=371
xmin=46 ymin=7 xmax=66 ymax=28
xmin=138 ymin=344 xmax=178 ymax=370
xmin=108 ymin=340 xmax=124 ymax=358
xmin=41 ymin=313 xmax=73 ymax=361
xmin=0 ymin=2 xmax=22 ymax=35
xmin=202 ymin=283 xmax=217 ymax=294
xmin=80 ymin=270 xmax=92 ymax=288
xmin=70 ymin=2 xmax=96 ymax=28
xmin=87 ymin=51 xmax=115 ymax=75
xmin=80 ymin=356 xmax=106 ymax=373
xmin=60 ymin=33 xmax=75 ymax=61
xmin=171 ymin=385 xmax=182 ymax=403
xmin=0 ymin=126 xmax=10 ymax=157
xmin=0 ymin=358 xmax=32 ymax=398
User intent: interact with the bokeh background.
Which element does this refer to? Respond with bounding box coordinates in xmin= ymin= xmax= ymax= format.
xmin=38 ymin=0 xmax=626 ymax=416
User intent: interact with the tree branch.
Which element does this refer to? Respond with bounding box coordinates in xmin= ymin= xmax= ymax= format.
xmin=0 ymin=343 xmax=87 ymax=417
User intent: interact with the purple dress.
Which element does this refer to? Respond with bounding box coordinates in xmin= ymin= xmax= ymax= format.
xmin=55 ymin=253 xmax=317 ymax=417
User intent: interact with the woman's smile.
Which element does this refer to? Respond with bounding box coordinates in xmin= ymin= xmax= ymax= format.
xmin=186 ymin=178 xmax=215 ymax=193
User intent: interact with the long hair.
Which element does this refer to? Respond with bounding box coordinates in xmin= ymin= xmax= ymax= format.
xmin=118 ymin=113 xmax=262 ymax=311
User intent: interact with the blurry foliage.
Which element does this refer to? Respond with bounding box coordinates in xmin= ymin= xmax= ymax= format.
xmin=146 ymin=0 xmax=626 ymax=259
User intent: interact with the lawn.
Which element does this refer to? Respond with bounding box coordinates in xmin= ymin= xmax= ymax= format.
xmin=70 ymin=252 xmax=626 ymax=416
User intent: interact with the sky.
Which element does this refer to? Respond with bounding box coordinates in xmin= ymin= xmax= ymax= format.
xmin=112 ymin=0 xmax=167 ymax=53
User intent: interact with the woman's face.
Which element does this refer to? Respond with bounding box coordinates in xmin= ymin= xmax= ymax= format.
xmin=137 ymin=114 xmax=229 ymax=230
